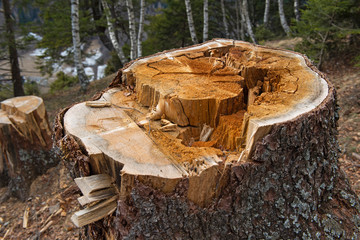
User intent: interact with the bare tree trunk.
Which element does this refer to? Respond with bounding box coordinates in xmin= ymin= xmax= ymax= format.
xmin=264 ymin=0 xmax=270 ymax=26
xmin=242 ymin=0 xmax=257 ymax=43
xmin=101 ymin=0 xmax=127 ymax=64
xmin=137 ymin=0 xmax=145 ymax=58
xmin=239 ymin=0 xmax=245 ymax=40
xmin=71 ymin=0 xmax=89 ymax=91
xmin=125 ymin=0 xmax=137 ymax=60
xmin=2 ymin=0 xmax=25 ymax=97
xmin=235 ymin=0 xmax=240 ymax=39
xmin=91 ymin=0 xmax=113 ymax=51
xmin=294 ymin=0 xmax=300 ymax=22
xmin=221 ymin=0 xmax=229 ymax=38
xmin=203 ymin=0 xmax=208 ymax=42
xmin=278 ymin=0 xmax=291 ymax=35
xmin=184 ymin=0 xmax=198 ymax=44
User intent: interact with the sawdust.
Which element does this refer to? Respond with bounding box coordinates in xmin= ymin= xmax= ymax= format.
xmin=150 ymin=130 xmax=223 ymax=164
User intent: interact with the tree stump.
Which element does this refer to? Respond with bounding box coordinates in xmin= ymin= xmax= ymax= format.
xmin=55 ymin=39 xmax=360 ymax=239
xmin=0 ymin=96 xmax=58 ymax=200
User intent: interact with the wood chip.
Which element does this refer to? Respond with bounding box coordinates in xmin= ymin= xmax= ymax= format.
xmin=352 ymin=152 xmax=360 ymax=161
xmin=160 ymin=123 xmax=177 ymax=132
xmin=77 ymin=187 xmax=116 ymax=206
xmin=23 ymin=207 xmax=29 ymax=229
xmin=74 ymin=174 xmax=113 ymax=197
xmin=71 ymin=196 xmax=117 ymax=228
xmin=160 ymin=119 xmax=172 ymax=126
xmin=39 ymin=220 xmax=53 ymax=234
xmin=199 ymin=124 xmax=213 ymax=142
xmin=85 ymin=101 xmax=111 ymax=108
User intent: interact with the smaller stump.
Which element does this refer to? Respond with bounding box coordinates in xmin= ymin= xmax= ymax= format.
xmin=0 ymin=96 xmax=58 ymax=200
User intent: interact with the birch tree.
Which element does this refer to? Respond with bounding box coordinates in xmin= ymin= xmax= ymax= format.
xmin=203 ymin=0 xmax=208 ymax=42
xmin=137 ymin=0 xmax=145 ymax=57
xmin=2 ymin=0 xmax=25 ymax=96
xmin=101 ymin=0 xmax=127 ymax=64
xmin=71 ymin=0 xmax=89 ymax=91
xmin=125 ymin=0 xmax=137 ymax=60
xmin=242 ymin=0 xmax=257 ymax=43
xmin=294 ymin=0 xmax=300 ymax=22
xmin=184 ymin=0 xmax=198 ymax=44
xmin=278 ymin=0 xmax=291 ymax=35
xmin=238 ymin=0 xmax=245 ymax=40
xmin=264 ymin=0 xmax=270 ymax=26
xmin=235 ymin=0 xmax=240 ymax=39
xmin=220 ymin=0 xmax=229 ymax=38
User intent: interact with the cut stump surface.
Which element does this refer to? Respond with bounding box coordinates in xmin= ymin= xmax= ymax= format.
xmin=56 ymin=39 xmax=360 ymax=239
xmin=0 ymin=96 xmax=58 ymax=200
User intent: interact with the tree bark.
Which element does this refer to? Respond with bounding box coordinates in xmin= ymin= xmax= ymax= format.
xmin=71 ymin=0 xmax=89 ymax=92
xmin=235 ymin=0 xmax=240 ymax=39
xmin=242 ymin=0 xmax=257 ymax=43
xmin=2 ymin=0 xmax=25 ymax=97
xmin=55 ymin=40 xmax=360 ymax=239
xmin=137 ymin=0 xmax=145 ymax=58
xmin=221 ymin=0 xmax=229 ymax=38
xmin=125 ymin=0 xmax=137 ymax=60
xmin=264 ymin=0 xmax=270 ymax=26
xmin=0 ymin=96 xmax=58 ymax=201
xmin=184 ymin=0 xmax=198 ymax=44
xmin=294 ymin=0 xmax=300 ymax=22
xmin=278 ymin=0 xmax=291 ymax=35
xmin=203 ymin=0 xmax=209 ymax=42
xmin=101 ymin=0 xmax=127 ymax=64
xmin=238 ymin=0 xmax=245 ymax=40
xmin=91 ymin=0 xmax=113 ymax=51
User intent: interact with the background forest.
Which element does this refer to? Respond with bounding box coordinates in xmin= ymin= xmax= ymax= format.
xmin=0 ymin=0 xmax=359 ymax=98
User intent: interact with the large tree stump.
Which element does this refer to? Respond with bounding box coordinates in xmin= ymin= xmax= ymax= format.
xmin=55 ymin=39 xmax=360 ymax=239
xmin=0 ymin=96 xmax=58 ymax=200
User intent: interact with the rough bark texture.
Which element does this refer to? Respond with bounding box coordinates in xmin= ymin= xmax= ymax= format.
xmin=55 ymin=40 xmax=360 ymax=239
xmin=0 ymin=96 xmax=58 ymax=201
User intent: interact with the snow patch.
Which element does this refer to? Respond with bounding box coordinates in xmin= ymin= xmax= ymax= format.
xmin=83 ymin=50 xmax=102 ymax=66
xmin=85 ymin=67 xmax=94 ymax=81
xmin=97 ymin=64 xmax=107 ymax=79
xmin=61 ymin=47 xmax=74 ymax=57
xmin=30 ymin=48 xmax=47 ymax=57
xmin=28 ymin=32 xmax=43 ymax=41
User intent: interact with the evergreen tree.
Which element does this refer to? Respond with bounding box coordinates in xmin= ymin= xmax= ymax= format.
xmin=294 ymin=0 xmax=360 ymax=68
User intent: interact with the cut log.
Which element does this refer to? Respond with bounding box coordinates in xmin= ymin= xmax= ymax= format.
xmin=0 ymin=96 xmax=58 ymax=200
xmin=55 ymin=39 xmax=360 ymax=238
xmin=71 ymin=196 xmax=117 ymax=228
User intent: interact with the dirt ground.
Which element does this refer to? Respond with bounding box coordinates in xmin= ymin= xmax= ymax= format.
xmin=0 ymin=46 xmax=359 ymax=239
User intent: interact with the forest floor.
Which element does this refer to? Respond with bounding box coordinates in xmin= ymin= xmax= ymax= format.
xmin=0 ymin=42 xmax=359 ymax=239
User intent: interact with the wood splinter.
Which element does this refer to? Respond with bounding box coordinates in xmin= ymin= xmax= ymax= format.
xmin=85 ymin=101 xmax=111 ymax=108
